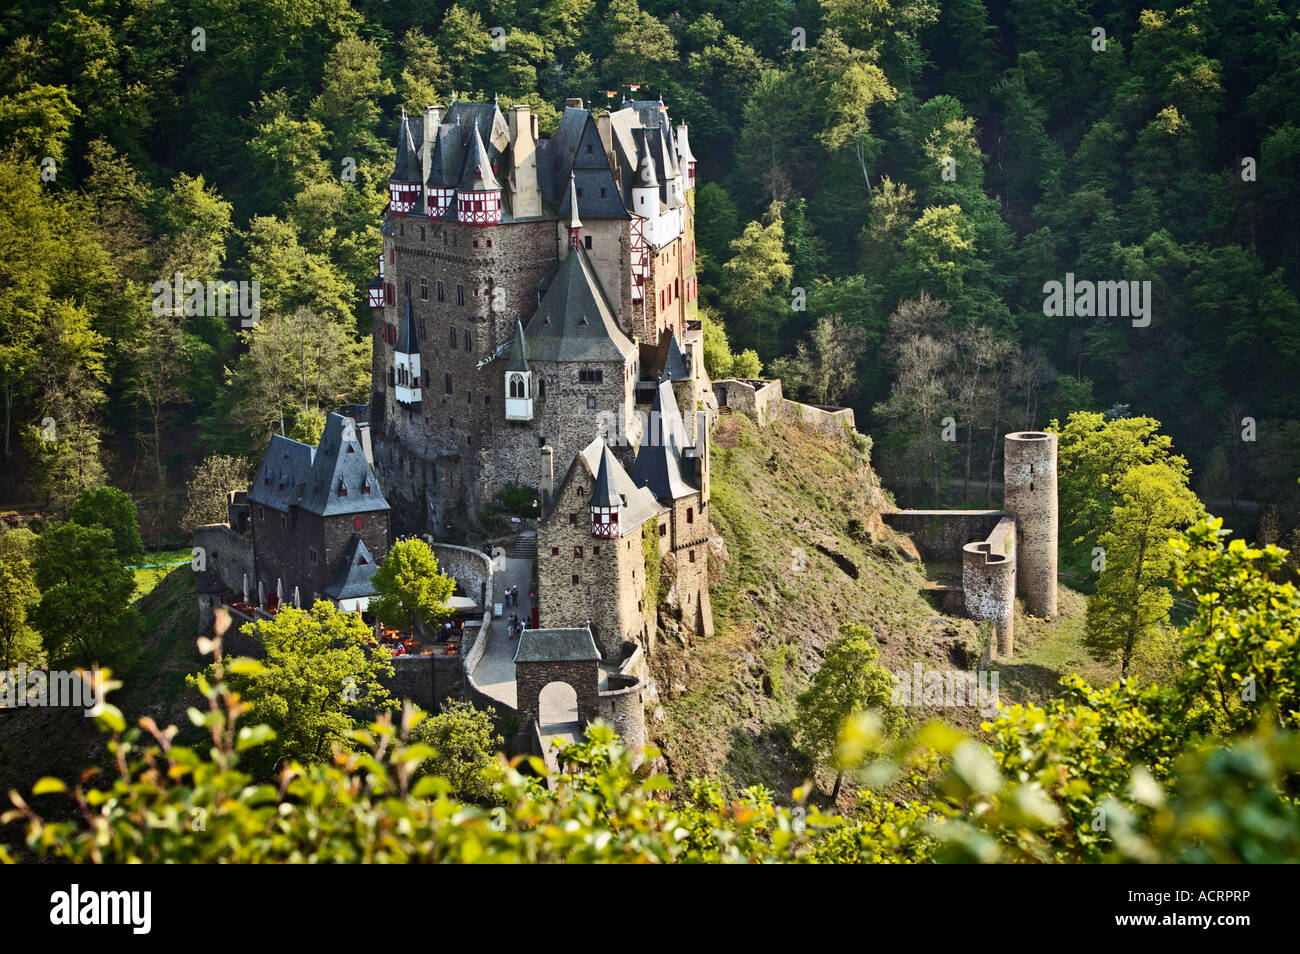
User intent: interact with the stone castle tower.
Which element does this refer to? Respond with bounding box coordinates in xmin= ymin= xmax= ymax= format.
xmin=1002 ymin=431 xmax=1058 ymax=618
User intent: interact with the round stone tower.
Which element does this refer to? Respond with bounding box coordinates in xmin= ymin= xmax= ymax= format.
xmin=1003 ymin=431 xmax=1058 ymax=618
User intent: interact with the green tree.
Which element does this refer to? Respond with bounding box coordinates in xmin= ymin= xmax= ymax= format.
xmin=181 ymin=455 xmax=252 ymax=532
xmin=30 ymin=522 xmax=138 ymax=664
xmin=1173 ymin=518 xmax=1300 ymax=735
xmin=795 ymin=623 xmax=900 ymax=800
xmin=722 ymin=205 xmax=792 ymax=357
xmin=769 ymin=313 xmax=866 ymax=406
xmin=0 ymin=549 xmax=41 ymax=669
xmin=369 ymin=538 xmax=455 ymax=637
xmin=218 ymin=600 xmax=394 ymax=769
xmin=1052 ymin=412 xmax=1191 ymax=566
xmin=409 ymin=700 xmax=503 ymax=804
xmin=69 ymin=486 xmax=144 ymax=564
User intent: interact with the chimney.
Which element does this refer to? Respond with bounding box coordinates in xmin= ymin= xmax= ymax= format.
xmin=564 ymin=97 xmax=584 ymax=109
xmin=509 ymin=104 xmax=541 ymax=218
xmin=540 ymin=444 xmax=554 ymax=508
xmin=422 ymin=106 xmax=443 ymax=211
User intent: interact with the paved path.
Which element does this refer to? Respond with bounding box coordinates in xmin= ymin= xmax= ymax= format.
xmin=470 ymin=551 xmax=534 ymax=710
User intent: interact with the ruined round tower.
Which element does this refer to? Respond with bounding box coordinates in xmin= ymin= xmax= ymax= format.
xmin=1002 ymin=431 xmax=1058 ymax=618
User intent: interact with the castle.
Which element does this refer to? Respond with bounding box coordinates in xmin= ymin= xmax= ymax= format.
xmin=198 ymin=96 xmax=716 ymax=760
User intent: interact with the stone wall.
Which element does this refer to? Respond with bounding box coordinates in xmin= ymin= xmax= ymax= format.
xmin=515 ymin=658 xmax=600 ymax=726
xmin=194 ymin=523 xmax=254 ymax=594
xmin=248 ymin=504 xmax=390 ymax=605
xmin=431 ymin=542 xmax=493 ymax=609
xmin=880 ymin=510 xmax=1006 ymax=562
xmin=537 ymin=458 xmax=651 ymax=658
xmin=382 ymin=654 xmax=465 ymax=714
xmin=962 ymin=517 xmax=1017 ymax=659
xmin=773 ymin=399 xmax=856 ymax=437
xmin=714 ymin=378 xmax=783 ymax=425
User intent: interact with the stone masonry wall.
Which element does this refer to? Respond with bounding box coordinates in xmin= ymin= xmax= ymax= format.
xmin=1003 ymin=431 xmax=1058 ymax=618
xmin=880 ymin=510 xmax=1006 ymax=562
xmin=962 ymin=517 xmax=1017 ymax=658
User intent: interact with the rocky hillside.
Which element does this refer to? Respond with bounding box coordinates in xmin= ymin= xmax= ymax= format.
xmin=646 ymin=413 xmax=1093 ymax=800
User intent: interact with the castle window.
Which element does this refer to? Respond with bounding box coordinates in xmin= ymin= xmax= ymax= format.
xmin=487 ymin=239 xmax=493 ymax=248
xmin=260 ymin=507 xmax=265 ymax=521
xmin=569 ymin=513 xmax=577 ymax=525
xmin=538 ymin=378 xmax=546 ymax=399
xmin=593 ymin=545 xmax=600 ymax=555
xmin=280 ymin=515 xmax=286 ymax=529
xmin=587 ymin=396 xmax=596 ymax=410
xmin=659 ymin=523 xmax=666 ymax=536
xmin=449 ymin=326 xmax=457 ymax=348
xmin=584 ymin=236 xmax=592 ymax=250
xmin=346 ymin=444 xmax=355 ymax=454
xmin=600 ymin=188 xmax=607 ymax=198
xmin=453 ymin=234 xmax=458 ymax=247
xmin=551 ymin=546 xmax=559 ymax=556
xmin=574 ymin=546 xmax=583 ymax=558
xmin=686 ymin=508 xmax=694 ymax=523
xmin=509 ymin=373 xmax=525 ymax=398
xmin=586 ymin=145 xmax=593 ymax=153
xmin=464 ymin=329 xmax=471 ymax=351
xmin=388 ymin=249 xmax=395 ymax=264
xmin=572 ymin=574 xmax=580 ymax=585
xmin=418 ymin=317 xmax=427 ymax=338
xmin=309 ymin=549 xmax=317 ymax=566
xmin=420 ymin=226 xmax=425 ymax=241
xmin=689 ymin=549 xmax=696 ymax=563
xmin=423 ymin=369 xmax=429 ymax=387
xmin=445 ymin=373 xmax=453 ymax=394
xmin=456 ymin=284 xmax=464 ymax=306
xmin=467 ymin=390 xmax=472 ymax=404
xmin=354 ymin=517 xmax=363 ymax=530
xmin=473 ymin=239 xmax=480 ymax=248
xmin=420 ymin=278 xmax=428 ymax=300
xmin=437 ymin=280 xmax=445 ymax=302
xmin=485 ymin=394 xmax=491 ymax=404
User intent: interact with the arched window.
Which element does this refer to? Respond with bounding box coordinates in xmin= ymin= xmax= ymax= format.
xmin=509 ymin=373 xmax=525 ymax=398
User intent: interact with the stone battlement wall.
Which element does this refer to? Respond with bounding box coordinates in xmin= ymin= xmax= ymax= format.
xmin=194 ymin=524 xmax=254 ymax=594
xmin=432 ymin=542 xmax=493 ymax=609
xmin=880 ymin=510 xmax=1006 ymax=562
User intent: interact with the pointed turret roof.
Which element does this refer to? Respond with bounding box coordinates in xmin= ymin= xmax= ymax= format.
xmin=635 ymin=134 xmax=659 ymax=188
xmin=395 ymin=298 xmax=419 ymax=354
xmin=522 ymin=246 xmax=637 ymax=364
xmin=630 ymin=380 xmax=697 ymax=501
xmin=457 ymin=125 xmax=499 ymax=191
xmin=325 ymin=535 xmax=379 ymax=601
xmin=505 ymin=320 xmax=529 ymax=372
xmin=391 ymin=112 xmax=421 ymax=182
xmin=590 ymin=443 xmax=622 ymax=508
xmin=566 ymin=172 xmax=583 ymax=230
xmin=427 ymin=123 xmax=464 ymax=188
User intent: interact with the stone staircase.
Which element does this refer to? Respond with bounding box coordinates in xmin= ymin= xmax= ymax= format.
xmin=512 ymin=531 xmax=537 ymax=561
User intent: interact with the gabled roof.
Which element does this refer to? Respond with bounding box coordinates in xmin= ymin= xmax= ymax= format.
xmin=505 ymin=320 xmax=529 ymax=372
xmin=300 ymin=413 xmax=391 ymax=517
xmin=514 ymin=627 xmax=601 ymax=663
xmin=522 ymin=245 xmax=636 ymax=364
xmin=250 ymin=414 xmax=391 ymax=518
xmin=427 ymin=123 xmax=464 ymax=188
xmin=590 ymin=443 xmax=622 ymax=508
xmin=248 ymin=434 xmax=316 ymax=513
xmin=549 ymin=436 xmax=663 ymax=535
xmin=457 ymin=125 xmax=500 ymax=191
xmin=391 ymin=113 xmax=422 ymax=182
xmin=634 ymin=133 xmax=659 ymax=188
xmin=396 ymin=298 xmax=418 ymax=354
xmin=630 ymin=380 xmax=698 ymax=501
xmin=325 ymin=535 xmax=379 ymax=601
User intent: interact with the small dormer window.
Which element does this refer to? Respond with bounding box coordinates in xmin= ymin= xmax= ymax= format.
xmin=338 ymin=479 xmax=348 ymax=496
xmin=359 ymin=555 xmax=368 ymax=565
xmin=347 ymin=444 xmax=355 ymax=454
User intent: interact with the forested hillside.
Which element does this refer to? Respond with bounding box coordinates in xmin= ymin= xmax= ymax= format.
xmin=2 ymin=0 xmax=1298 ymax=533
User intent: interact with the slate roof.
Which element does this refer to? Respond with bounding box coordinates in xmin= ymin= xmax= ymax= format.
xmin=324 ymin=535 xmax=379 ymax=600
xmin=248 ymin=414 xmax=391 ymax=517
xmin=504 ymin=320 xmax=529 ymax=372
xmin=514 ymin=626 xmax=601 ymax=663
xmin=643 ymin=329 xmax=688 ymax=382
xmin=566 ymin=436 xmax=664 ymax=535
xmin=427 ymin=123 xmax=464 ymax=188
xmin=391 ymin=113 xmax=422 ymax=182
xmin=521 ymin=245 xmax=636 ymax=364
xmin=396 ymin=298 xmax=418 ymax=354
xmin=630 ymin=380 xmax=698 ymax=501
xmin=457 ymin=124 xmax=500 ymax=192
xmin=589 ymin=443 xmax=622 ymax=508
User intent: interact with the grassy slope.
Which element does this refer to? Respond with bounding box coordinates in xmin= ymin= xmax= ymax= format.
xmin=0 ymin=567 xmax=205 ymax=852
xmin=649 ymin=414 xmax=1111 ymax=801
xmin=651 ymin=415 xmax=954 ymax=796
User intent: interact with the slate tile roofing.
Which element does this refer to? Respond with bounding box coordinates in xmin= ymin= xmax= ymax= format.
xmin=513 ymin=626 xmax=601 ymax=663
xmin=324 ymin=534 xmax=379 ymax=600
xmin=630 ymin=379 xmax=699 ymax=502
xmin=248 ymin=413 xmax=390 ymax=517
xmin=521 ymin=244 xmax=637 ymax=364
